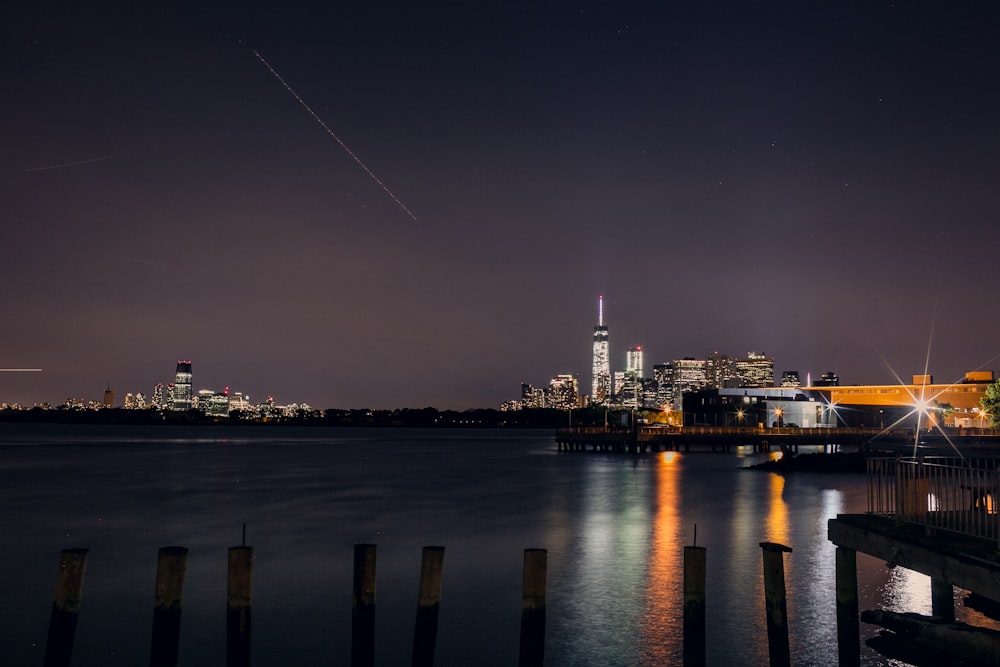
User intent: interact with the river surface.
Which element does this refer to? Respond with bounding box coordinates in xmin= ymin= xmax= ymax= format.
xmin=0 ymin=424 xmax=990 ymax=665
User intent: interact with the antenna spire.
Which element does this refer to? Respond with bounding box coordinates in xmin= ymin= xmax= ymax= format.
xmin=598 ymin=295 xmax=604 ymax=326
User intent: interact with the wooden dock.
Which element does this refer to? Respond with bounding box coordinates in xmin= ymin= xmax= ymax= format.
xmin=555 ymin=426 xmax=1000 ymax=455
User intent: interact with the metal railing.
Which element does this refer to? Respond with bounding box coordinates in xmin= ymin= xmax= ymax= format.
xmin=868 ymin=456 xmax=1000 ymax=544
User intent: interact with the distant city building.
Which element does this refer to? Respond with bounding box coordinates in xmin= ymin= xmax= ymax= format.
xmin=591 ymin=296 xmax=611 ymax=404
xmin=706 ymin=352 xmax=736 ymax=389
xmin=735 ymin=352 xmax=774 ymax=388
xmin=507 ymin=374 xmax=579 ymax=410
xmin=547 ymin=374 xmax=579 ymax=410
xmin=780 ymin=371 xmax=801 ymax=388
xmin=813 ymin=371 xmax=840 ymax=387
xmin=672 ymin=358 xmax=708 ymax=410
xmin=102 ymin=383 xmax=115 ymax=409
xmin=151 ymin=383 xmax=165 ymax=409
xmin=173 ymin=361 xmax=193 ymax=411
xmin=166 ymin=383 xmax=176 ymax=408
xmin=198 ymin=388 xmax=230 ymax=417
xmin=653 ymin=363 xmax=676 ymax=409
xmin=626 ymin=346 xmax=644 ymax=379
xmin=640 ymin=378 xmax=659 ymax=408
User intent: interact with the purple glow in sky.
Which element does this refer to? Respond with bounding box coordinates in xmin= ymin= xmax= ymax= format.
xmin=3 ymin=3 xmax=999 ymax=409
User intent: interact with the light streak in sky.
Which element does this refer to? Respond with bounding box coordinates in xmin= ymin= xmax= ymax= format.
xmin=26 ymin=155 xmax=116 ymax=172
xmin=0 ymin=369 xmax=43 ymax=372
xmin=253 ymin=50 xmax=419 ymax=222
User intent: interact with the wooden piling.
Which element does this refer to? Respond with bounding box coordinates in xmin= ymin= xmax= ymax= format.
xmin=43 ymin=548 xmax=88 ymax=667
xmin=150 ymin=546 xmax=188 ymax=667
xmin=683 ymin=545 xmax=707 ymax=667
xmin=411 ymin=546 xmax=445 ymax=667
xmin=519 ymin=548 xmax=547 ymax=667
xmin=227 ymin=546 xmax=253 ymax=667
xmin=352 ymin=544 xmax=377 ymax=667
xmin=834 ymin=546 xmax=860 ymax=667
xmin=931 ymin=578 xmax=955 ymax=623
xmin=759 ymin=541 xmax=793 ymax=667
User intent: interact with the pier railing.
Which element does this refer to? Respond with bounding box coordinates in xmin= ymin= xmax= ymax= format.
xmin=867 ymin=456 xmax=1000 ymax=545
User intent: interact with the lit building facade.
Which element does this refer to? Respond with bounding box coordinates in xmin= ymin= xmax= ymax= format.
xmin=173 ymin=361 xmax=193 ymax=411
xmin=626 ymin=346 xmax=644 ymax=378
xmin=591 ymin=296 xmax=611 ymax=404
xmin=735 ymin=352 xmax=774 ymax=388
xmin=672 ymin=358 xmax=708 ymax=410
xmin=653 ymin=363 xmax=676 ymax=409
xmin=780 ymin=371 xmax=801 ymax=388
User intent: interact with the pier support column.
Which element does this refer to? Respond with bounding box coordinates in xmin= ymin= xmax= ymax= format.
xmin=835 ymin=546 xmax=860 ymax=667
xmin=931 ymin=578 xmax=955 ymax=623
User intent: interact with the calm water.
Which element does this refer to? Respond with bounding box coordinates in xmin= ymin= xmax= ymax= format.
xmin=0 ymin=424 xmax=984 ymax=665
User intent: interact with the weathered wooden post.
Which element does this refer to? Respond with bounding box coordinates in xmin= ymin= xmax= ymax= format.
xmin=352 ymin=544 xmax=377 ymax=667
xmin=518 ymin=548 xmax=547 ymax=667
xmin=411 ymin=546 xmax=445 ymax=667
xmin=835 ymin=546 xmax=860 ymax=667
xmin=931 ymin=578 xmax=955 ymax=623
xmin=683 ymin=544 xmax=707 ymax=666
xmin=759 ymin=541 xmax=793 ymax=667
xmin=227 ymin=546 xmax=253 ymax=667
xmin=43 ymin=548 xmax=88 ymax=667
xmin=150 ymin=546 xmax=188 ymax=667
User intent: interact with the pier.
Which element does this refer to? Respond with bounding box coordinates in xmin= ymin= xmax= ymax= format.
xmin=555 ymin=425 xmax=1000 ymax=455
xmin=829 ymin=455 xmax=1000 ymax=665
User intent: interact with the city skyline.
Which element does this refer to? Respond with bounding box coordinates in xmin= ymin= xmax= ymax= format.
xmin=4 ymin=4 xmax=1000 ymax=409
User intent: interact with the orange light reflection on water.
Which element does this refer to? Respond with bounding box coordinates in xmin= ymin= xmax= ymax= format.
xmin=638 ymin=451 xmax=683 ymax=664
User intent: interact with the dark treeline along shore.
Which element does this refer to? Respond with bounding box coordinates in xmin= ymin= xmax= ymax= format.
xmin=0 ymin=406 xmax=593 ymax=428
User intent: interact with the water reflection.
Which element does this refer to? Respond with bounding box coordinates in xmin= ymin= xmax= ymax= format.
xmin=638 ymin=451 xmax=683 ymax=665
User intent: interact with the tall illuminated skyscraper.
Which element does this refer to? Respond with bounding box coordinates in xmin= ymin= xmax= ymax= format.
xmin=173 ymin=361 xmax=193 ymax=410
xmin=591 ymin=296 xmax=611 ymax=404
xmin=626 ymin=346 xmax=644 ymax=379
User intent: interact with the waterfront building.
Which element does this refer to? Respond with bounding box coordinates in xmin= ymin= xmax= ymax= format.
xmin=806 ymin=371 xmax=995 ymax=428
xmin=591 ymin=296 xmax=611 ymax=404
xmin=735 ymin=351 xmax=774 ymax=388
xmin=165 ymin=384 xmax=176 ymax=408
xmin=173 ymin=361 xmax=193 ymax=411
xmin=102 ymin=384 xmax=115 ymax=409
xmin=683 ymin=386 xmax=828 ymax=428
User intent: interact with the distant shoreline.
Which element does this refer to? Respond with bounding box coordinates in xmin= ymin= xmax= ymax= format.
xmin=0 ymin=406 xmax=572 ymax=428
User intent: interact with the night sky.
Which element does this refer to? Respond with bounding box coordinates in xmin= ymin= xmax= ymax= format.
xmin=3 ymin=3 xmax=999 ymax=409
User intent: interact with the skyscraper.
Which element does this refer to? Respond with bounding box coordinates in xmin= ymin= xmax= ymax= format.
xmin=626 ymin=346 xmax=644 ymax=379
xmin=173 ymin=361 xmax=193 ymax=410
xmin=591 ymin=296 xmax=611 ymax=405
xmin=735 ymin=352 xmax=774 ymax=388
